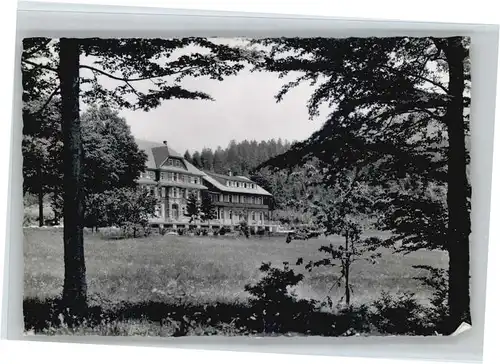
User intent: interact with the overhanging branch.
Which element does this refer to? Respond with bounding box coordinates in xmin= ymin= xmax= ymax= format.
xmin=80 ymin=64 xmax=197 ymax=82
xmin=22 ymin=59 xmax=58 ymax=73
xmin=33 ymin=85 xmax=60 ymax=116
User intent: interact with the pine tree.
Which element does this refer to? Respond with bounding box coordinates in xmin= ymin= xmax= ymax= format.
xmin=185 ymin=192 xmax=201 ymax=223
xmin=192 ymin=151 xmax=202 ymax=168
xmin=184 ymin=150 xmax=192 ymax=163
xmin=213 ymin=147 xmax=225 ymax=173
xmin=201 ymin=193 xmax=217 ymax=222
xmin=200 ymin=148 xmax=214 ymax=171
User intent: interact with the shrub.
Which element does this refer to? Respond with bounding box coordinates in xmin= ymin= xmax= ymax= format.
xmin=239 ymin=221 xmax=250 ymax=238
xmin=369 ymin=291 xmax=434 ymax=335
xmin=244 ymin=262 xmax=317 ymax=333
xmin=413 ymin=265 xmax=449 ymax=334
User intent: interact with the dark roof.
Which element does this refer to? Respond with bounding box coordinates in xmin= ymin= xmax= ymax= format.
xmin=203 ymin=171 xmax=272 ymax=196
xmin=203 ymin=171 xmax=252 ymax=184
xmin=136 ymin=139 xmax=204 ymax=176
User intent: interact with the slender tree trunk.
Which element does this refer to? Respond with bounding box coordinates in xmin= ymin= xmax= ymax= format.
xmin=38 ymin=165 xmax=44 ymax=227
xmin=344 ymin=233 xmax=351 ymax=306
xmin=59 ymin=38 xmax=87 ymax=316
xmin=442 ymin=37 xmax=471 ymax=333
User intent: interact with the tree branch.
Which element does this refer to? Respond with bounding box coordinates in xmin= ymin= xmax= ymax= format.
xmin=124 ymin=80 xmax=142 ymax=99
xmin=22 ymin=59 xmax=58 ymax=73
xmin=379 ymin=64 xmax=449 ymax=94
xmin=80 ymin=64 xmax=197 ymax=83
xmin=33 ymin=85 xmax=60 ymax=116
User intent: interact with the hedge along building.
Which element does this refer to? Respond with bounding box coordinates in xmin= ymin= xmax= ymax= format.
xmin=136 ymin=140 xmax=275 ymax=230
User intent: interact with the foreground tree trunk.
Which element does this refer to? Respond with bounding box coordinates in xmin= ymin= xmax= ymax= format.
xmin=344 ymin=234 xmax=351 ymax=306
xmin=59 ymin=38 xmax=87 ymax=315
xmin=38 ymin=165 xmax=44 ymax=227
xmin=442 ymin=37 xmax=471 ymax=333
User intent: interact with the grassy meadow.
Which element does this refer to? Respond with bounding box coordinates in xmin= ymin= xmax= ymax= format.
xmin=24 ymin=227 xmax=447 ymax=309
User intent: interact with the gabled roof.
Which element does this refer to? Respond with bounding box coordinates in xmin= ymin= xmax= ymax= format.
xmin=203 ymin=171 xmax=272 ymax=196
xmin=151 ymin=146 xmax=171 ymax=167
xmin=136 ymin=139 xmax=205 ymax=176
xmin=205 ymin=171 xmax=253 ymax=184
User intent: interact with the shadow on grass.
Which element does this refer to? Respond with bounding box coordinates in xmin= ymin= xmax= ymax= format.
xmin=23 ymin=297 xmax=369 ymax=337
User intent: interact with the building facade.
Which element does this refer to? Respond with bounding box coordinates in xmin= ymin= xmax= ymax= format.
xmin=136 ymin=140 xmax=274 ymax=228
xmin=203 ymin=171 xmax=273 ymax=227
xmin=137 ymin=140 xmax=208 ymax=225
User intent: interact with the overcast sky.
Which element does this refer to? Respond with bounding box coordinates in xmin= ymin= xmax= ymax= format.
xmin=120 ymin=69 xmax=325 ymax=153
xmin=79 ymin=38 xmax=328 ymax=154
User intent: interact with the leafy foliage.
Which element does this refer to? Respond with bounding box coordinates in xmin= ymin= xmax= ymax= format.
xmin=244 ymin=262 xmax=317 ymax=333
xmin=105 ymin=188 xmax=158 ymax=238
xmin=251 ymin=36 xmax=471 ymax=329
xmin=370 ymin=291 xmax=434 ymax=335
xmin=22 ymin=97 xmax=63 ymax=225
xmin=81 ymin=105 xmax=148 ymax=193
xmin=238 ymin=220 xmax=250 ymax=238
xmin=413 ymin=264 xmax=449 ymax=332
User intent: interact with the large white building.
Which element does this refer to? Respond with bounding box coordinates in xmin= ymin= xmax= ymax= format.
xmin=136 ymin=139 xmax=273 ymax=229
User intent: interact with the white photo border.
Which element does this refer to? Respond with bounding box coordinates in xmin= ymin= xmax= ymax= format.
xmin=1 ymin=2 xmax=499 ymax=364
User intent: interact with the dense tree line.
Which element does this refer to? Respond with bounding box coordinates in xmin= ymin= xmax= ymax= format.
xmin=184 ymin=138 xmax=291 ymax=176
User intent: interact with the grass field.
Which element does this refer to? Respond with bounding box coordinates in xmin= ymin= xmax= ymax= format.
xmin=24 ymin=227 xmax=448 ymax=309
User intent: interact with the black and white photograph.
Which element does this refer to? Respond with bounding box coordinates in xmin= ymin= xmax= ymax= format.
xmin=21 ymin=36 xmax=471 ymax=338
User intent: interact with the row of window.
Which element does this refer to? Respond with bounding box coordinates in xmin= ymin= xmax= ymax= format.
xmin=151 ymin=202 xmax=268 ymax=222
xmin=161 ymin=172 xmax=201 ymax=185
xmin=225 ymin=180 xmax=257 ymax=189
xmin=144 ymin=186 xmax=200 ymax=200
xmin=169 ymin=187 xmax=200 ymax=200
xmin=141 ymin=170 xmax=201 ymax=185
xmin=218 ymin=210 xmax=267 ymax=221
xmin=142 ymin=171 xmax=156 ymax=180
xmin=211 ymin=193 xmax=264 ymax=205
xmin=165 ymin=158 xmax=184 ymax=169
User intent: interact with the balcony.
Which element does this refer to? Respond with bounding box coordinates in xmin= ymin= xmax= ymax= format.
xmin=158 ymin=180 xmax=207 ymax=190
xmin=212 ymin=200 xmax=269 ymax=210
